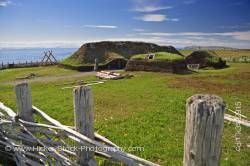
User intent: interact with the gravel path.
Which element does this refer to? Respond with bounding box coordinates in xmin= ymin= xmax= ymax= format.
xmin=4 ymin=71 xmax=96 ymax=85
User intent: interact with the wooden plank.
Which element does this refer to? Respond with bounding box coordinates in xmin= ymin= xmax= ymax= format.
xmin=226 ymin=108 xmax=247 ymax=119
xmin=33 ymin=106 xmax=159 ymax=166
xmin=183 ymin=94 xmax=225 ymax=166
xmin=96 ymin=71 xmax=123 ymax=80
xmin=62 ymin=81 xmax=105 ymax=89
xmin=224 ymin=114 xmax=250 ymax=127
xmin=74 ymin=86 xmax=97 ymax=166
xmin=0 ymin=102 xmax=17 ymax=117
xmin=15 ymin=83 xmax=34 ymax=122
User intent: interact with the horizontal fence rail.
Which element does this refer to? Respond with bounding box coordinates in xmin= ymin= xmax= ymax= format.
xmin=0 ymin=83 xmax=159 ymax=166
xmin=0 ymin=82 xmax=241 ymax=166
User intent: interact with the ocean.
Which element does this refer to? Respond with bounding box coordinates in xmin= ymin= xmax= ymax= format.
xmin=0 ymin=48 xmax=77 ymax=65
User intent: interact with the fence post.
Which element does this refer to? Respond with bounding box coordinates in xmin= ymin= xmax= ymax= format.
xmin=94 ymin=58 xmax=98 ymax=71
xmin=73 ymin=86 xmax=97 ymax=166
xmin=15 ymin=83 xmax=34 ymax=122
xmin=183 ymin=94 xmax=225 ymax=166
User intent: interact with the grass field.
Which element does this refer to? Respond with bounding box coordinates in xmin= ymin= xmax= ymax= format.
xmin=180 ymin=49 xmax=250 ymax=58
xmin=131 ymin=52 xmax=184 ymax=61
xmin=60 ymin=52 xmax=125 ymax=66
xmin=0 ymin=63 xmax=249 ymax=165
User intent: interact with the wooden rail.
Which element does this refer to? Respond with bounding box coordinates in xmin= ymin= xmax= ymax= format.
xmin=0 ymin=83 xmax=159 ymax=166
xmin=0 ymin=83 xmax=238 ymax=165
xmin=183 ymin=94 xmax=225 ymax=166
xmin=0 ymin=61 xmax=57 ymax=70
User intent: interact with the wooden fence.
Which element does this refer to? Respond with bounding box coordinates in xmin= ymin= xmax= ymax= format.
xmin=0 ymin=61 xmax=58 ymax=70
xmin=0 ymin=83 xmax=227 ymax=166
xmin=222 ymin=56 xmax=250 ymax=63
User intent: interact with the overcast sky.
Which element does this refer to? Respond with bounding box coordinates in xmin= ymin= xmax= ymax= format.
xmin=0 ymin=0 xmax=250 ymax=48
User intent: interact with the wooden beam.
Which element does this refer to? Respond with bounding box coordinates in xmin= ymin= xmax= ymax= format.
xmin=225 ymin=114 xmax=250 ymax=127
xmin=73 ymin=86 xmax=97 ymax=166
xmin=183 ymin=94 xmax=225 ymax=166
xmin=15 ymin=83 xmax=34 ymax=122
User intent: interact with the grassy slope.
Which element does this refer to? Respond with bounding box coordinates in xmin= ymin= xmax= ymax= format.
xmin=60 ymin=52 xmax=125 ymax=66
xmin=131 ymin=52 xmax=184 ymax=61
xmin=0 ymin=66 xmax=77 ymax=82
xmin=60 ymin=57 xmax=83 ymax=66
xmin=0 ymin=64 xmax=249 ymax=165
xmin=180 ymin=49 xmax=250 ymax=57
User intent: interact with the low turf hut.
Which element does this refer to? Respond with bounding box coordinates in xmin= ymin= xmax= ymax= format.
xmin=185 ymin=50 xmax=227 ymax=69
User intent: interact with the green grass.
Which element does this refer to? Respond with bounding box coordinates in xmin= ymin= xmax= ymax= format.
xmin=131 ymin=52 xmax=184 ymax=61
xmin=60 ymin=52 xmax=126 ymax=66
xmin=60 ymin=56 xmax=85 ymax=66
xmin=180 ymin=49 xmax=250 ymax=58
xmin=0 ymin=63 xmax=249 ymax=165
xmin=0 ymin=65 xmax=78 ymax=82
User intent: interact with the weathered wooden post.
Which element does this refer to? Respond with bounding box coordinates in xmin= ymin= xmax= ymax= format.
xmin=73 ymin=86 xmax=97 ymax=166
xmin=15 ymin=83 xmax=34 ymax=122
xmin=183 ymin=94 xmax=225 ymax=166
xmin=94 ymin=58 xmax=98 ymax=71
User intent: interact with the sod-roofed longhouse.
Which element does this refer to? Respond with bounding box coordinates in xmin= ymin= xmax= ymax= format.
xmin=60 ymin=41 xmax=182 ymax=71
xmin=185 ymin=50 xmax=227 ymax=69
xmin=125 ymin=52 xmax=188 ymax=73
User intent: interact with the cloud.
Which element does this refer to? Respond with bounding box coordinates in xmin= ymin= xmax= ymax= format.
xmin=170 ymin=18 xmax=179 ymax=22
xmin=1 ymin=33 xmax=249 ymax=49
xmin=135 ymin=14 xmax=179 ymax=22
xmin=132 ymin=5 xmax=172 ymax=12
xmin=0 ymin=40 xmax=83 ymax=48
xmin=131 ymin=1 xmax=177 ymax=23
xmin=135 ymin=14 xmax=166 ymax=22
xmin=0 ymin=0 xmax=11 ymax=7
xmin=83 ymin=25 xmax=118 ymax=29
xmin=93 ymin=36 xmax=249 ymax=48
xmin=139 ymin=31 xmax=250 ymax=41
xmin=225 ymin=31 xmax=250 ymax=41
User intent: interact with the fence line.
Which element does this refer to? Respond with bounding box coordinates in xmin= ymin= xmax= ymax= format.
xmin=0 ymin=83 xmax=159 ymax=166
xmin=222 ymin=56 xmax=250 ymax=63
xmin=0 ymin=61 xmax=58 ymax=70
xmin=0 ymin=83 xmax=229 ymax=165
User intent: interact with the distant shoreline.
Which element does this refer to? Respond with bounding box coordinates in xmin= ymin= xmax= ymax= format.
xmin=0 ymin=47 xmax=76 ymax=65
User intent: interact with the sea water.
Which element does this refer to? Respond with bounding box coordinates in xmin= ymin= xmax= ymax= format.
xmin=0 ymin=48 xmax=77 ymax=65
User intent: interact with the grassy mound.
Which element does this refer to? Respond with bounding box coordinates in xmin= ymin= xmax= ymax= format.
xmin=127 ymin=52 xmax=187 ymax=73
xmin=185 ymin=50 xmax=227 ymax=69
xmin=60 ymin=52 xmax=125 ymax=67
xmin=60 ymin=41 xmax=182 ymax=67
xmin=60 ymin=57 xmax=83 ymax=66
xmin=131 ymin=52 xmax=184 ymax=61
xmin=180 ymin=49 xmax=250 ymax=58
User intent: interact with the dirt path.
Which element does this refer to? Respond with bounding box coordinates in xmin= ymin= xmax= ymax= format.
xmin=4 ymin=71 xmax=96 ymax=85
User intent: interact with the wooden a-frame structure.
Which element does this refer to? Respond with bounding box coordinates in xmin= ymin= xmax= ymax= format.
xmin=40 ymin=50 xmax=57 ymax=65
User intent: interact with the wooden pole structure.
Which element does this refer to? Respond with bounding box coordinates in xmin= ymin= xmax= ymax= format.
xmin=183 ymin=94 xmax=225 ymax=166
xmin=94 ymin=58 xmax=98 ymax=71
xmin=15 ymin=83 xmax=34 ymax=122
xmin=73 ymin=86 xmax=97 ymax=166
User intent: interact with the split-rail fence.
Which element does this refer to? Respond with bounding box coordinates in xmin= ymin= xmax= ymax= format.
xmin=0 ymin=83 xmax=226 ymax=166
